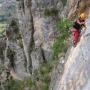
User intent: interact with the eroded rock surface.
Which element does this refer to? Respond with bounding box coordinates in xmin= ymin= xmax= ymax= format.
xmin=51 ymin=17 xmax=90 ymax=90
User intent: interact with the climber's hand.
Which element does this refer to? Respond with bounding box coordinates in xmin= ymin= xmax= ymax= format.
xmin=83 ymin=27 xmax=87 ymax=31
xmin=84 ymin=25 xmax=87 ymax=30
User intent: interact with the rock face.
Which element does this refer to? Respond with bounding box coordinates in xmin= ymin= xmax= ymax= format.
xmin=16 ymin=0 xmax=64 ymax=73
xmin=0 ymin=0 xmax=64 ymax=83
xmin=49 ymin=48 xmax=72 ymax=90
xmin=1 ymin=0 xmax=90 ymax=89
xmin=5 ymin=19 xmax=30 ymax=79
xmin=61 ymin=0 xmax=90 ymax=19
xmin=49 ymin=0 xmax=90 ymax=90
xmin=50 ymin=17 xmax=90 ymax=90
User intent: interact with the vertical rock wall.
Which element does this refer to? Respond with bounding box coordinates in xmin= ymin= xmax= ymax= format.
xmin=50 ymin=0 xmax=90 ymax=90
xmin=16 ymin=0 xmax=64 ymax=72
xmin=50 ymin=0 xmax=90 ymax=89
xmin=16 ymin=0 xmax=34 ymax=73
xmin=56 ymin=17 xmax=90 ymax=90
xmin=5 ymin=19 xmax=30 ymax=79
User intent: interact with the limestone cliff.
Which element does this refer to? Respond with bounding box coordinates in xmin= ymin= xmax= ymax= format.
xmin=16 ymin=0 xmax=63 ymax=73
xmin=0 ymin=0 xmax=64 ymax=82
xmin=53 ymin=16 xmax=90 ymax=90
xmin=50 ymin=0 xmax=90 ymax=89
xmin=0 ymin=0 xmax=90 ymax=90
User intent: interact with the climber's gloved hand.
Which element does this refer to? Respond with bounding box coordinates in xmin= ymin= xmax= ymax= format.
xmin=85 ymin=26 xmax=87 ymax=30
xmin=82 ymin=25 xmax=87 ymax=30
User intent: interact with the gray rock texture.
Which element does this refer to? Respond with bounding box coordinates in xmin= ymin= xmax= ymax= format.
xmin=50 ymin=17 xmax=90 ymax=90
xmin=16 ymin=0 xmax=64 ymax=73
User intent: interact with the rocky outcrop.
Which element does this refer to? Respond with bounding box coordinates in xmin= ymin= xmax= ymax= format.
xmin=49 ymin=1 xmax=90 ymax=89
xmin=61 ymin=0 xmax=90 ymax=19
xmin=1 ymin=20 xmax=30 ymax=88
xmin=50 ymin=16 xmax=90 ymax=90
xmin=49 ymin=47 xmax=72 ymax=90
xmin=5 ymin=19 xmax=30 ymax=80
xmin=16 ymin=0 xmax=34 ymax=73
xmin=0 ymin=0 xmax=64 ymax=83
xmin=16 ymin=0 xmax=64 ymax=73
xmin=2 ymin=0 xmax=90 ymax=89
xmin=58 ymin=17 xmax=90 ymax=90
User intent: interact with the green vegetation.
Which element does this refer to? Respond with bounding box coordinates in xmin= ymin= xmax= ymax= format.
xmin=0 ymin=64 xmax=5 ymax=74
xmin=5 ymin=80 xmax=25 ymax=90
xmin=0 ymin=23 xmax=6 ymax=37
xmin=9 ymin=19 xmax=19 ymax=34
xmin=53 ymin=19 xmax=73 ymax=59
xmin=61 ymin=0 xmax=67 ymax=6
xmin=44 ymin=8 xmax=58 ymax=16
xmin=33 ymin=63 xmax=53 ymax=90
xmin=9 ymin=19 xmax=23 ymax=48
xmin=5 ymin=63 xmax=53 ymax=90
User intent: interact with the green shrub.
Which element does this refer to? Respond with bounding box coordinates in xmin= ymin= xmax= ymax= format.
xmin=5 ymin=80 xmax=23 ymax=90
xmin=53 ymin=18 xmax=73 ymax=59
xmin=31 ymin=63 xmax=53 ymax=90
xmin=61 ymin=0 xmax=67 ymax=6
xmin=5 ymin=78 xmax=34 ymax=90
xmin=0 ymin=23 xmax=6 ymax=38
xmin=44 ymin=8 xmax=58 ymax=16
xmin=9 ymin=19 xmax=19 ymax=35
xmin=5 ymin=63 xmax=52 ymax=90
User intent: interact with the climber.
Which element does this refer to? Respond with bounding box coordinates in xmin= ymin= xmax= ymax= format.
xmin=71 ymin=13 xmax=87 ymax=46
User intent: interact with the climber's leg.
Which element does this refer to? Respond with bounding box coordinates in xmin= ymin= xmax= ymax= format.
xmin=72 ymin=31 xmax=80 ymax=46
